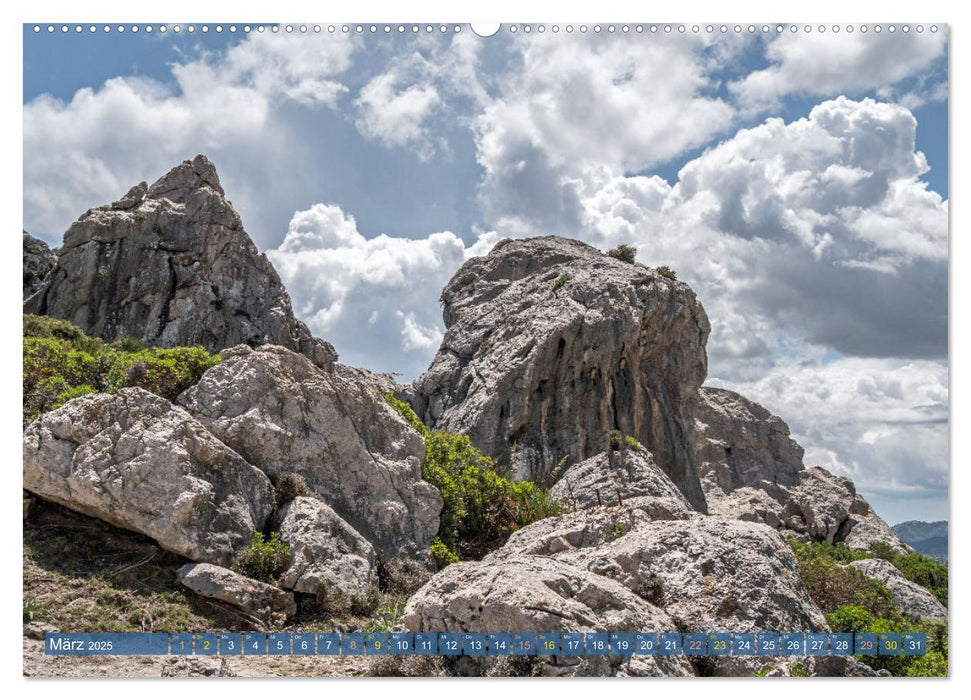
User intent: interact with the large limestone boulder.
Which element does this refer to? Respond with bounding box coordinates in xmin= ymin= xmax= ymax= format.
xmin=551 ymin=446 xmax=692 ymax=512
xmin=402 ymin=555 xmax=695 ymax=677
xmin=177 ymin=563 xmax=295 ymax=625
xmin=271 ymin=497 xmax=377 ymax=595
xmin=23 ymin=231 xmax=56 ymax=300
xmin=413 ymin=236 xmax=710 ymax=512
xmin=22 ymin=388 xmax=274 ymax=566
xmin=849 ymin=559 xmax=947 ymax=621
xmin=178 ymin=344 xmax=442 ymax=559
xmin=693 ymin=388 xmax=910 ymax=554
xmin=24 ymin=155 xmax=335 ymax=370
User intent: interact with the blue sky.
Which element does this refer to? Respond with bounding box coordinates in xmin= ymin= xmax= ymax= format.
xmin=23 ymin=24 xmax=949 ymax=524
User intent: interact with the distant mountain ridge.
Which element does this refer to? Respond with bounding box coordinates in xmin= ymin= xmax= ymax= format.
xmin=893 ymin=520 xmax=948 ymax=563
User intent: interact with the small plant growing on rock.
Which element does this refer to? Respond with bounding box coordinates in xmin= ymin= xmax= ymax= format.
xmin=233 ymin=531 xmax=291 ymax=584
xmin=134 ymin=212 xmax=147 ymax=221
xmin=624 ymin=435 xmax=644 ymax=452
xmin=612 ymin=522 xmax=625 ymax=540
xmin=606 ymin=244 xmax=637 ymax=264
xmin=274 ymin=472 xmax=310 ymax=507
xmin=656 ymin=265 xmax=677 ymax=280
xmin=551 ymin=273 xmax=572 ymax=294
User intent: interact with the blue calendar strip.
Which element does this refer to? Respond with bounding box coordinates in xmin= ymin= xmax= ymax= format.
xmin=45 ymin=631 xmax=927 ymax=657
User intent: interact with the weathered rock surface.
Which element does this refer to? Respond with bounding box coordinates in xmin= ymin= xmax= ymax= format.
xmin=849 ymin=559 xmax=947 ymax=621
xmin=271 ymin=497 xmax=377 ymax=595
xmin=413 ymin=236 xmax=710 ymax=512
xmin=23 ymin=231 xmax=56 ymax=300
xmin=694 ymin=388 xmax=910 ymax=554
xmin=23 ymin=388 xmax=274 ymax=566
xmin=178 ymin=344 xmax=442 ymax=559
xmin=693 ymin=387 xmax=803 ymax=493
xmin=403 ymin=555 xmax=695 ymax=677
xmin=499 ymin=515 xmax=828 ymax=634
xmin=177 ymin=563 xmax=295 ymax=624
xmin=24 ymin=155 xmax=335 ymax=370
xmin=551 ymin=446 xmax=692 ymax=512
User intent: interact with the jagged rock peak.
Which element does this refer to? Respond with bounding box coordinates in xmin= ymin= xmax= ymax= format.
xmin=413 ymin=235 xmax=711 ymax=513
xmin=23 ymin=155 xmax=336 ymax=370
xmin=147 ymin=154 xmax=225 ymax=202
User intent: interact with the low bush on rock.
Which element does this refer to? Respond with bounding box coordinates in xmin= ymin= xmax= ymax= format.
xmin=606 ymin=244 xmax=637 ymax=264
xmin=233 ymin=532 xmax=291 ymax=584
xmin=274 ymin=472 xmax=310 ymax=507
xmin=382 ymin=393 xmax=563 ymax=563
xmin=23 ymin=314 xmax=219 ymax=425
xmin=882 ymin=551 xmax=948 ymax=606
xmin=551 ymin=273 xmax=572 ymax=294
xmin=656 ymin=265 xmax=677 ymax=280
xmin=789 ymin=539 xmax=897 ymax=618
xmin=791 ymin=539 xmax=947 ymax=607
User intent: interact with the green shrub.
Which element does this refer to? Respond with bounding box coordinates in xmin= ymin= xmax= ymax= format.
xmin=23 ymin=315 xmax=219 ymax=425
xmin=656 ymin=265 xmax=677 ymax=280
xmin=382 ymin=384 xmax=564 ymax=564
xmin=890 ymin=552 xmax=947 ymax=606
xmin=381 ymin=390 xmax=429 ymax=438
xmin=827 ymin=607 xmax=948 ymax=677
xmin=606 ymin=244 xmax=637 ymax=264
xmin=788 ymin=539 xmax=897 ymax=618
xmin=551 ymin=273 xmax=573 ymax=294
xmin=430 ymin=538 xmax=459 ymax=568
xmin=233 ymin=532 xmax=291 ymax=583
xmin=423 ymin=431 xmax=564 ymax=562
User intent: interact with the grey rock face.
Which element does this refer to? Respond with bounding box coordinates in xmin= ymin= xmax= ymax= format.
xmin=693 ymin=387 xmax=804 ymax=493
xmin=693 ymin=388 xmax=910 ymax=554
xmin=271 ymin=497 xmax=377 ymax=595
xmin=402 ymin=555 xmax=695 ymax=677
xmin=24 ymin=155 xmax=336 ymax=370
xmin=413 ymin=236 xmax=711 ymax=512
xmin=177 ymin=563 xmax=295 ymax=625
xmin=23 ymin=231 xmax=56 ymax=300
xmin=550 ymin=446 xmax=692 ymax=512
xmin=22 ymin=388 xmax=274 ymax=566
xmin=849 ymin=559 xmax=947 ymax=621
xmin=178 ymin=344 xmax=442 ymax=559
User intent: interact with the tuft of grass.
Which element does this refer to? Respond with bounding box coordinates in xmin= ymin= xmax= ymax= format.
xmin=624 ymin=435 xmax=644 ymax=452
xmin=551 ymin=273 xmax=573 ymax=294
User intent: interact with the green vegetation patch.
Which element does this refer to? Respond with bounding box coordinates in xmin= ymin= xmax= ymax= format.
xmin=551 ymin=273 xmax=573 ymax=294
xmin=232 ymin=532 xmax=291 ymax=584
xmin=382 ymin=392 xmax=563 ymax=564
xmin=606 ymin=244 xmax=637 ymax=264
xmin=790 ymin=539 xmax=948 ymax=677
xmin=23 ymin=314 xmax=219 ymax=425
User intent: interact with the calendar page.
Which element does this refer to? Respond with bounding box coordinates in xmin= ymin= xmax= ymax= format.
xmin=21 ymin=18 xmax=949 ymax=680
